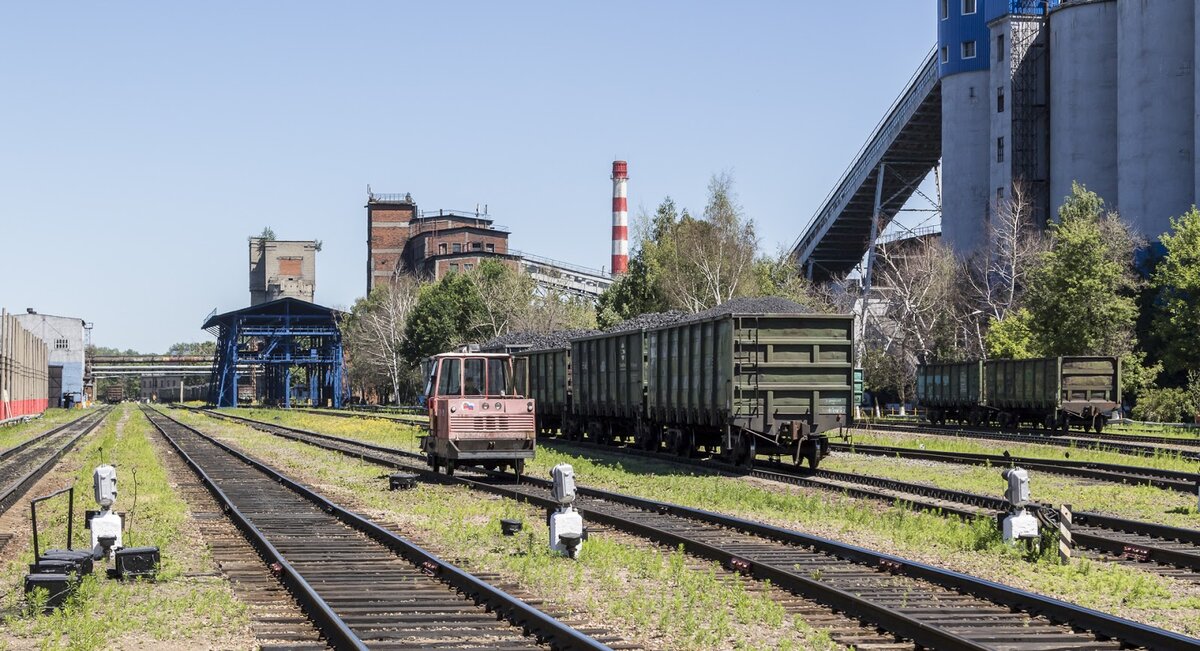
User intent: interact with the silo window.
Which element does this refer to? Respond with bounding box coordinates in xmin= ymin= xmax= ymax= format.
xmin=940 ymin=47 xmax=949 ymax=64
xmin=962 ymin=0 xmax=976 ymax=15
xmin=940 ymin=0 xmax=948 ymax=19
xmin=962 ymin=40 xmax=976 ymax=59
xmin=997 ymin=87 xmax=1005 ymax=113
xmin=997 ymin=187 xmax=1005 ymax=205
xmin=997 ymin=137 xmax=1005 ymax=163
xmin=996 ymin=34 xmax=1004 ymax=62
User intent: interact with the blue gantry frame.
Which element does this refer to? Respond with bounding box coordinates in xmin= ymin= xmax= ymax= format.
xmin=203 ymin=297 xmax=346 ymax=408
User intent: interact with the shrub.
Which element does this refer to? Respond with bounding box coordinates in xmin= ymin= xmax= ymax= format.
xmin=1132 ymin=386 xmax=1195 ymax=423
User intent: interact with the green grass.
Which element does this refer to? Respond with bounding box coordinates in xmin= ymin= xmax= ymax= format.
xmin=194 ymin=408 xmax=1200 ymax=637
xmin=0 ymin=404 xmax=248 ymax=650
xmin=220 ymin=407 xmax=423 ymax=450
xmin=174 ymin=408 xmax=847 ymax=650
xmin=0 ymin=409 xmax=89 ymax=450
xmin=820 ymin=454 xmax=1200 ymax=529
xmin=844 ymin=427 xmax=1200 ymax=475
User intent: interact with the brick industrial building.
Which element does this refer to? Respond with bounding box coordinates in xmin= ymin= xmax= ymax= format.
xmin=365 ymin=192 xmax=517 ymax=294
xmin=249 ymin=238 xmax=317 ymax=305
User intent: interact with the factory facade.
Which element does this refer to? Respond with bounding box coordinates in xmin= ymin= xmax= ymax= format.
xmin=940 ymin=0 xmax=1198 ymax=253
xmin=365 ymin=192 xmax=516 ymax=294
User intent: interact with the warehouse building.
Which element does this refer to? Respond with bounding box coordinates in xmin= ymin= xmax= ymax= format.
xmin=0 ymin=309 xmax=48 ymax=421
xmin=940 ymin=0 xmax=1197 ymax=252
xmin=12 ymin=309 xmax=88 ymax=408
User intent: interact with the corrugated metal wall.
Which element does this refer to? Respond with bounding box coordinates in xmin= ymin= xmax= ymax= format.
xmin=0 ymin=309 xmax=49 ymax=421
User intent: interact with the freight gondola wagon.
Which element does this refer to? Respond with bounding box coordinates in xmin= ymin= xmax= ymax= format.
xmin=420 ymin=350 xmax=535 ymax=477
xmin=513 ymin=347 xmax=571 ymax=437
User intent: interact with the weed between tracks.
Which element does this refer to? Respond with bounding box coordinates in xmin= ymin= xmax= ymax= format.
xmin=170 ymin=408 xmax=846 ymax=650
xmin=821 ymin=452 xmax=1200 ymax=529
xmin=0 ymin=410 xmax=86 ymax=451
xmin=186 ymin=408 xmax=1200 ymax=638
xmin=844 ymin=428 xmax=1200 ymax=475
xmin=0 ymin=403 xmax=249 ymax=650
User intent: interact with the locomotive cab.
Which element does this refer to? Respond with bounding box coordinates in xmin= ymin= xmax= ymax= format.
xmin=421 ymin=351 xmax=536 ymax=478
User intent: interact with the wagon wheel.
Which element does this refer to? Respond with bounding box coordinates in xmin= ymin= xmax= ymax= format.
xmin=675 ymin=430 xmax=694 ymax=458
xmin=738 ymin=432 xmax=756 ymax=468
xmin=641 ymin=426 xmax=659 ymax=452
xmin=1094 ymin=416 xmax=1106 ymax=435
xmin=1043 ymin=414 xmax=1056 ymax=431
xmin=1056 ymin=412 xmax=1069 ymax=433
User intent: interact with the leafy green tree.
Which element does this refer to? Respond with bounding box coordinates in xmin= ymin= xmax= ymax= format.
xmin=597 ymin=198 xmax=676 ymax=327
xmin=402 ymin=272 xmax=483 ymax=365
xmin=1132 ymin=386 xmax=1194 ymax=423
xmin=1023 ymin=183 xmax=1141 ymax=357
xmin=984 ymin=308 xmax=1038 ymax=359
xmin=1120 ymin=349 xmax=1162 ymax=401
xmin=1150 ymin=206 xmax=1200 ymax=376
xmin=166 ymin=341 xmax=217 ymax=356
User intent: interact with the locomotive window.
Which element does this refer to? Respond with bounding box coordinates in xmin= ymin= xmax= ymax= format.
xmin=487 ymin=358 xmax=510 ymax=396
xmin=464 ymin=358 xmax=486 ymax=395
xmin=437 ymin=358 xmax=461 ymax=396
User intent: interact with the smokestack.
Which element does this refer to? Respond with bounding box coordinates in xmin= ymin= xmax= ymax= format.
xmin=611 ymin=160 xmax=629 ymax=275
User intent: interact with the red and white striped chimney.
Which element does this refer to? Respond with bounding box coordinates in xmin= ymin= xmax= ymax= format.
xmin=611 ymin=160 xmax=629 ymax=275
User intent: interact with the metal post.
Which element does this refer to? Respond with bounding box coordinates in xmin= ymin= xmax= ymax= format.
xmin=857 ymin=163 xmax=886 ymax=367
xmin=66 ymin=487 xmax=73 ymax=551
xmin=1058 ymin=503 xmax=1073 ymax=564
xmin=31 ymin=499 xmax=40 ymax=559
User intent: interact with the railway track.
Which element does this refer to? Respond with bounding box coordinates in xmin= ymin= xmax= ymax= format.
xmin=863 ymin=421 xmax=1200 ymax=461
xmin=0 ymin=407 xmax=110 ymax=517
xmin=294 ymin=408 xmax=427 ymax=428
xmin=183 ymin=407 xmax=1200 ymax=650
xmin=142 ymin=407 xmax=612 ymax=651
xmin=539 ymin=437 xmax=1200 ymax=582
xmin=830 ymin=441 xmax=1199 ymax=494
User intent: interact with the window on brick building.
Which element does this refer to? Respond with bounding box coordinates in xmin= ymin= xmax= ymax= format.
xmin=464 ymin=263 xmax=473 ymax=271
xmin=486 ymin=243 xmax=495 ymax=253
xmin=472 ymin=242 xmax=482 ymax=251
xmin=452 ymin=243 xmax=462 ymax=253
xmin=438 ymin=243 xmax=447 ymax=255
xmin=449 ymin=263 xmax=459 ymax=273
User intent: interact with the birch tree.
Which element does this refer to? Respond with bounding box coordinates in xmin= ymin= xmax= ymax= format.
xmin=344 ymin=278 xmax=420 ymax=404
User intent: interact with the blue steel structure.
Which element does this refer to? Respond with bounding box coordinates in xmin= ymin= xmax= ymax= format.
xmin=203 ymin=298 xmax=346 ymax=408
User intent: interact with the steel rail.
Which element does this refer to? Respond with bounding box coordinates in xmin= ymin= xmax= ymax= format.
xmin=865 ymin=421 xmax=1200 ymax=460
xmin=542 ymin=438 xmax=1200 ymax=576
xmin=188 ymin=407 xmax=1200 ymax=650
xmin=145 ymin=407 xmax=366 ymax=650
xmin=149 ymin=406 xmax=610 ymax=651
xmin=200 ymin=408 xmax=1200 ymax=576
xmin=830 ymin=442 xmax=1199 ymax=493
xmin=0 ymin=409 xmax=101 ymax=463
xmin=0 ymin=408 xmax=110 ymax=517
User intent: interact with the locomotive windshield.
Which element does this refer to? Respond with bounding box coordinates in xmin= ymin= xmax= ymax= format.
xmin=432 ymin=356 xmax=513 ymax=397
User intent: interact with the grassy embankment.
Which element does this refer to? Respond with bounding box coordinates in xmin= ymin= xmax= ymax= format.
xmin=0 ymin=404 xmax=248 ymax=650
xmin=197 ymin=408 xmax=1200 ymax=637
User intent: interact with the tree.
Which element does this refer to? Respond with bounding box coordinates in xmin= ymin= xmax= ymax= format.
xmin=984 ymin=308 xmax=1038 ymax=359
xmin=257 ymin=227 xmax=276 ymax=241
xmin=1023 ymin=183 xmax=1141 ymax=357
xmin=402 ymin=272 xmax=483 ymax=366
xmin=464 ymin=260 xmax=538 ymax=340
xmin=659 ymin=174 xmax=758 ymax=312
xmin=166 ymin=341 xmax=216 ymax=356
xmin=969 ymin=183 xmax=1047 ymax=322
xmin=751 ymin=249 xmax=838 ymax=313
xmin=343 ymin=279 xmax=421 ymax=403
xmin=1150 ymin=206 xmax=1200 ymax=376
xmin=597 ymin=198 xmax=678 ymax=327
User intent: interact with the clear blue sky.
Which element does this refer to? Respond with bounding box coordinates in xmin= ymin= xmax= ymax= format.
xmin=0 ymin=2 xmax=934 ymax=353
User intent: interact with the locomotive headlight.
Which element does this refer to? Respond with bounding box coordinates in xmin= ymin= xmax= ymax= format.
xmin=526 ymin=401 xmax=534 ymax=412
xmin=495 ymin=402 xmax=502 ymax=411
xmin=482 ymin=402 xmax=490 ymax=410
xmin=450 ymin=405 xmax=457 ymax=413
